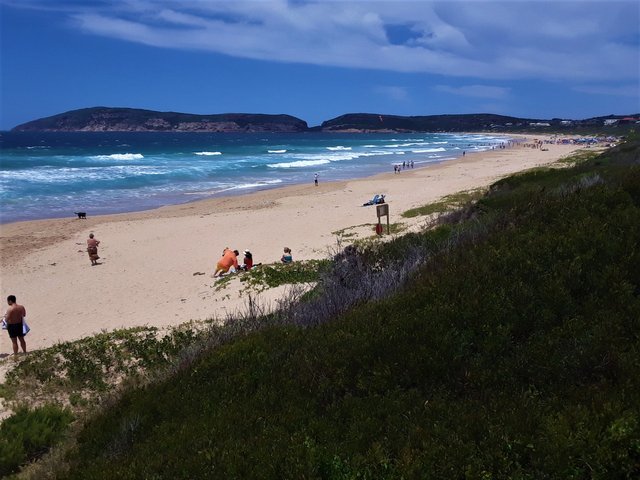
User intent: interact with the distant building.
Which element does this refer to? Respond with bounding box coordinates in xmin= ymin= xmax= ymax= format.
xmin=560 ymin=120 xmax=573 ymax=126
xmin=529 ymin=122 xmax=551 ymax=127
xmin=604 ymin=119 xmax=619 ymax=126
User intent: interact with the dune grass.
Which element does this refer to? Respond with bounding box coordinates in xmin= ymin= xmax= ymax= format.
xmin=401 ymin=188 xmax=485 ymax=218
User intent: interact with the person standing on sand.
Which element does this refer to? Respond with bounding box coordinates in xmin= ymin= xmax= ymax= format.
xmin=87 ymin=233 xmax=100 ymax=266
xmin=314 ymin=173 xmax=319 ymax=186
xmin=4 ymin=295 xmax=27 ymax=356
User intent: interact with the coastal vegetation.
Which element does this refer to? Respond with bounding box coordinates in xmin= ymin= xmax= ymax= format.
xmin=11 ymin=107 xmax=639 ymax=133
xmin=1 ymin=139 xmax=639 ymax=478
xmin=401 ymin=188 xmax=485 ymax=218
xmin=11 ymin=107 xmax=309 ymax=133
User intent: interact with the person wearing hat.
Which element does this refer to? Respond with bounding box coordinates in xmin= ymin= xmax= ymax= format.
xmin=240 ymin=250 xmax=253 ymax=271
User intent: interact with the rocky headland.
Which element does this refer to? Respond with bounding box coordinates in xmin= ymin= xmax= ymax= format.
xmin=10 ymin=107 xmax=639 ymax=133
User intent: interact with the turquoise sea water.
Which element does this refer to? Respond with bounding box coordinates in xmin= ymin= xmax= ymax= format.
xmin=0 ymin=131 xmax=509 ymax=223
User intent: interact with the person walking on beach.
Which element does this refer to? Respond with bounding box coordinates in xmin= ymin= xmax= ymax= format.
xmin=4 ymin=295 xmax=27 ymax=356
xmin=87 ymin=233 xmax=100 ymax=266
xmin=314 ymin=173 xmax=319 ymax=186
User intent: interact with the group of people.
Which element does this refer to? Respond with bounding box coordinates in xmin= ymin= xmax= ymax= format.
xmin=394 ymin=160 xmax=414 ymax=173
xmin=3 ymin=235 xmax=293 ymax=353
xmin=212 ymin=247 xmax=293 ymax=277
xmin=213 ymin=248 xmax=253 ymax=277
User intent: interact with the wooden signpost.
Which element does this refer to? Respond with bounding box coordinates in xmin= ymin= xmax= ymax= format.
xmin=376 ymin=203 xmax=390 ymax=235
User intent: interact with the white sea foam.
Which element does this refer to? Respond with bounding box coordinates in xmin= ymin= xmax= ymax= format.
xmin=90 ymin=153 xmax=144 ymax=161
xmin=357 ymin=151 xmax=396 ymax=157
xmin=382 ymin=142 xmax=432 ymax=148
xmin=191 ymin=179 xmax=285 ymax=195
xmin=326 ymin=146 xmax=351 ymax=151
xmin=412 ymin=147 xmax=446 ymax=153
xmin=268 ymin=149 xmax=287 ymax=154
xmin=194 ymin=151 xmax=222 ymax=156
xmin=225 ymin=179 xmax=284 ymax=191
xmin=268 ymin=159 xmax=331 ymax=168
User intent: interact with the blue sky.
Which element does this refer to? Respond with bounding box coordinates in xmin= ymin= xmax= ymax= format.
xmin=1 ymin=0 xmax=638 ymax=130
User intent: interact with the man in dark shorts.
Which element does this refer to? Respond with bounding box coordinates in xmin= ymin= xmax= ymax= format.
xmin=4 ymin=295 xmax=27 ymax=355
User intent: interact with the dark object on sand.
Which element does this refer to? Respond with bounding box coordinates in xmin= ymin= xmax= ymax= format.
xmin=362 ymin=194 xmax=385 ymax=206
xmin=75 ymin=212 xmax=87 ymax=219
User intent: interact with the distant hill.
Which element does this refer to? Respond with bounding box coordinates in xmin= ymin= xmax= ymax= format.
xmin=318 ymin=112 xmax=640 ymax=132
xmin=10 ymin=107 xmax=639 ymax=132
xmin=11 ymin=107 xmax=309 ymax=133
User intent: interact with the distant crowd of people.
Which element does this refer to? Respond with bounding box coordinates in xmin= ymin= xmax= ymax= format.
xmin=394 ymin=160 xmax=415 ymax=173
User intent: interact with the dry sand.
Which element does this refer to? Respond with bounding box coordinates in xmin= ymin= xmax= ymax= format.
xmin=0 ymin=137 xmax=590 ymax=354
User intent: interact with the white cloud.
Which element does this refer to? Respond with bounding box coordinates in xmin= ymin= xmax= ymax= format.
xmin=434 ymin=85 xmax=510 ymax=99
xmin=4 ymin=0 xmax=640 ymax=82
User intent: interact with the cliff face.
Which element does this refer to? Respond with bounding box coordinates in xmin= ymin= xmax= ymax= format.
xmin=12 ymin=107 xmax=309 ymax=133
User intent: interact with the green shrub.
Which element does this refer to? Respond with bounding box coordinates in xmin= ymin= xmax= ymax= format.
xmin=240 ymin=260 xmax=330 ymax=291
xmin=0 ymin=404 xmax=73 ymax=476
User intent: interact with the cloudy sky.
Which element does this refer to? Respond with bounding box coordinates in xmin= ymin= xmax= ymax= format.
xmin=1 ymin=0 xmax=638 ymax=129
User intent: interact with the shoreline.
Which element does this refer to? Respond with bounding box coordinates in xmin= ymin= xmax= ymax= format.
xmin=0 ymin=135 xmax=597 ymax=353
xmin=0 ymin=131 xmax=520 ymax=226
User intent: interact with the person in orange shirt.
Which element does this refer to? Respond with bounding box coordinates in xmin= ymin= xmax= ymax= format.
xmin=213 ymin=248 xmax=238 ymax=277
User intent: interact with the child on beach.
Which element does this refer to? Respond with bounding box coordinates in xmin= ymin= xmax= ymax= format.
xmin=281 ymin=247 xmax=293 ymax=264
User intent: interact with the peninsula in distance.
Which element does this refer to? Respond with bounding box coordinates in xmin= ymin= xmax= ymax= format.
xmin=11 ymin=107 xmax=640 ymax=133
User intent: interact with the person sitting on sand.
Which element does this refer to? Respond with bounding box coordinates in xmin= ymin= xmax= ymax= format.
xmin=87 ymin=233 xmax=100 ymax=266
xmin=281 ymin=247 xmax=293 ymax=264
xmin=238 ymin=250 xmax=254 ymax=271
xmin=213 ymin=248 xmax=238 ymax=277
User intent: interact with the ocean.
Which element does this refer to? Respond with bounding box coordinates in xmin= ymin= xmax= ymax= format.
xmin=0 ymin=131 xmax=509 ymax=223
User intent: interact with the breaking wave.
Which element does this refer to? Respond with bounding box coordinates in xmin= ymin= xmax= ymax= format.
xmin=268 ymin=159 xmax=331 ymax=168
xmin=90 ymin=153 xmax=144 ymax=161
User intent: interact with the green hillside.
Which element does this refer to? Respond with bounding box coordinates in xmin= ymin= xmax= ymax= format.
xmin=3 ymin=140 xmax=640 ymax=478
xmin=11 ymin=107 xmax=309 ymax=132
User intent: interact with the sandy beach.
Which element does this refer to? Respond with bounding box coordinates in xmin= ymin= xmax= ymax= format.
xmin=0 ymin=137 xmax=591 ymax=353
